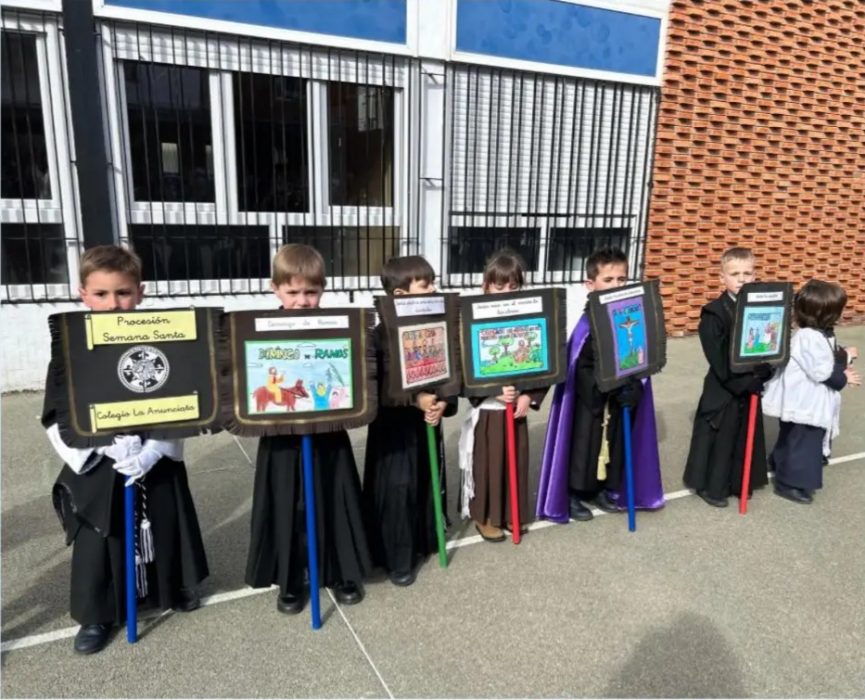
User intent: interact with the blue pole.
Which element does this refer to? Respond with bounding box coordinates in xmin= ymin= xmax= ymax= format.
xmin=124 ymin=484 xmax=138 ymax=642
xmin=623 ymin=406 xmax=636 ymax=533
xmin=301 ymin=435 xmax=321 ymax=630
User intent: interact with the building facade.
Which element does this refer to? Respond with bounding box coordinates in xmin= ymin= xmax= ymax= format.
xmin=1 ymin=0 xmax=668 ymax=390
xmin=648 ymin=0 xmax=865 ymax=334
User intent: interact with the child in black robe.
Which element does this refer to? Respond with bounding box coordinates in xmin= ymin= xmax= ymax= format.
xmin=565 ymin=247 xmax=645 ymax=521
xmin=363 ymin=256 xmax=455 ymax=586
xmin=46 ymin=245 xmax=207 ymax=655
xmin=683 ymin=247 xmax=773 ymax=507
xmin=245 ymin=244 xmax=372 ymax=612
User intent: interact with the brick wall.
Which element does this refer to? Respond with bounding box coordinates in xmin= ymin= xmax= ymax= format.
xmin=646 ymin=0 xmax=865 ymax=335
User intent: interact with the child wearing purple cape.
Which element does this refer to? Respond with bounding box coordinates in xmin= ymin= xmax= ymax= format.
xmin=536 ymin=248 xmax=665 ymax=523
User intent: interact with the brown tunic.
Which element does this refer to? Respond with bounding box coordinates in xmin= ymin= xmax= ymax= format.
xmin=468 ymin=389 xmax=547 ymax=528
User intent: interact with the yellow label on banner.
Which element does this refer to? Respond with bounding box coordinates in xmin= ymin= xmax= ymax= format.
xmin=85 ymin=311 xmax=197 ymax=349
xmin=89 ymin=394 xmax=200 ymax=430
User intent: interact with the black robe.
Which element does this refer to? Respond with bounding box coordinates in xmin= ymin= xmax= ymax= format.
xmin=567 ymin=335 xmax=642 ymax=497
xmin=683 ymin=293 xmax=769 ymax=499
xmin=245 ymin=431 xmax=372 ymax=595
xmin=362 ymin=324 xmax=456 ymax=574
xmin=45 ymin=366 xmax=208 ymax=625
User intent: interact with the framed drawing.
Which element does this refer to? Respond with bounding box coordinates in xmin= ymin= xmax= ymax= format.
xmin=587 ymin=280 xmax=667 ymax=393
xmin=458 ymin=288 xmax=566 ymax=396
xmin=730 ymin=281 xmax=794 ymax=370
xmin=46 ymin=307 xmax=225 ymax=447
xmin=223 ymin=307 xmax=377 ymax=435
xmin=374 ymin=293 xmax=462 ymax=405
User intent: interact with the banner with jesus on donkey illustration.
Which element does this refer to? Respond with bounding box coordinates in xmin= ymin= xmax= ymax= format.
xmin=222 ymin=308 xmax=377 ymax=436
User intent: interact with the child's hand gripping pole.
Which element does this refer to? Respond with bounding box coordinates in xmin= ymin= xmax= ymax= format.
xmin=124 ymin=484 xmax=138 ymax=643
xmin=739 ymin=393 xmax=759 ymax=515
xmin=426 ymin=425 xmax=448 ymax=568
xmin=505 ymin=403 xmax=521 ymax=544
xmin=622 ymin=405 xmax=636 ymax=533
xmin=301 ymin=435 xmax=322 ymax=629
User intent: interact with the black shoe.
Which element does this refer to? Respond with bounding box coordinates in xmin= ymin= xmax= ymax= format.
xmin=333 ymin=581 xmax=364 ymax=605
xmin=276 ymin=590 xmax=306 ymax=615
xmin=594 ymin=491 xmax=623 ymax=514
xmin=73 ymin=623 xmax=113 ymax=655
xmin=774 ymin=484 xmax=813 ymax=504
xmin=569 ymin=496 xmax=594 ymax=521
xmin=502 ymin=524 xmax=529 ymax=536
xmin=173 ymin=587 xmax=201 ymax=613
xmin=822 ymin=455 xmax=829 ymax=466
xmin=697 ymin=490 xmax=729 ymax=508
xmin=388 ymin=569 xmax=417 ymax=587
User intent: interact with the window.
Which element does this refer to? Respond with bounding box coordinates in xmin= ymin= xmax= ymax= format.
xmin=233 ymin=72 xmax=308 ymax=212
xmin=447 ymin=227 xmax=540 ymax=275
xmin=284 ymin=225 xmax=399 ymax=278
xmin=328 ymin=82 xmax=394 ymax=207
xmin=1 ymin=31 xmax=50 ymax=199
xmin=1 ymin=223 xmax=68 ymax=285
xmin=443 ymin=66 xmax=657 ymax=285
xmin=104 ymin=24 xmax=410 ymax=292
xmin=129 ymin=224 xmax=270 ymax=282
xmin=124 ymin=62 xmax=214 ymax=202
xmin=547 ymin=227 xmax=631 ymax=275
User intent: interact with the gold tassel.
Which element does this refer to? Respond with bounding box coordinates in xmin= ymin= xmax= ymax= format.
xmin=597 ymin=402 xmax=610 ymax=481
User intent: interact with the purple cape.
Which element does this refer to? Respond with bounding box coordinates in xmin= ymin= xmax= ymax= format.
xmin=536 ymin=315 xmax=665 ymax=522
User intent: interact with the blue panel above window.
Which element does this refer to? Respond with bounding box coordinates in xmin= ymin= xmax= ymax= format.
xmin=104 ymin=0 xmax=407 ymax=44
xmin=456 ymin=0 xmax=661 ymax=78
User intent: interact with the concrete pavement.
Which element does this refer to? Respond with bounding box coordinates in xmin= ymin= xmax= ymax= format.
xmin=2 ymin=328 xmax=864 ymax=698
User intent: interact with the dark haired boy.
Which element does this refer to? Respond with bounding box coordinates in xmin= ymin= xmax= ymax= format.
xmin=362 ymin=255 xmax=456 ymax=586
xmin=537 ymin=247 xmax=664 ymax=523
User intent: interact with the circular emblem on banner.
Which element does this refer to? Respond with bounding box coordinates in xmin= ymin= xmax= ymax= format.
xmin=117 ymin=345 xmax=170 ymax=393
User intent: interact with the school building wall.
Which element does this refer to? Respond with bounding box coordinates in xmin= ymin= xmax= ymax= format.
xmin=1 ymin=0 xmax=669 ymax=391
xmin=646 ymin=0 xmax=865 ymax=335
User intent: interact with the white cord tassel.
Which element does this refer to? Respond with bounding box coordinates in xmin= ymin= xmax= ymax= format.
xmin=135 ymin=553 xmax=149 ymax=598
xmin=139 ymin=518 xmax=155 ymax=564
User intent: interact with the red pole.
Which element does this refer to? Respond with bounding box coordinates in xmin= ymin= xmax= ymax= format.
xmin=505 ymin=402 xmax=521 ymax=544
xmin=739 ymin=393 xmax=759 ymax=515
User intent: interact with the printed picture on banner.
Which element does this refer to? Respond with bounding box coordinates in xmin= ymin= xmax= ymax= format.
xmin=740 ymin=306 xmax=784 ymax=357
xmin=245 ymin=338 xmax=353 ymax=415
xmin=608 ymin=298 xmax=649 ymax=378
xmin=470 ymin=318 xmax=549 ymax=380
xmin=399 ymin=321 xmax=450 ymax=389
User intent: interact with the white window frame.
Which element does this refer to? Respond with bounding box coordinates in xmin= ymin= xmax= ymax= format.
xmin=101 ymin=22 xmax=409 ymax=296
xmin=1 ymin=13 xmax=80 ymax=301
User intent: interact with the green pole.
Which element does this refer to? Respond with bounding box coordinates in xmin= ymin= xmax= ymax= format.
xmin=426 ymin=424 xmax=448 ymax=568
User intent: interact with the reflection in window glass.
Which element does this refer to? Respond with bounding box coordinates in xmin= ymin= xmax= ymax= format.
xmin=124 ymin=62 xmax=214 ymax=202
xmin=1 ymin=224 xmax=68 ymax=284
xmin=328 ymin=82 xmax=393 ymax=207
xmin=129 ymin=224 xmax=270 ymax=281
xmin=234 ymin=73 xmax=308 ymax=212
xmin=547 ymin=228 xmax=630 ymax=276
xmin=447 ymin=227 xmax=539 ymax=275
xmin=1 ymin=32 xmax=51 ymax=199
xmin=283 ymin=226 xmax=399 ymax=278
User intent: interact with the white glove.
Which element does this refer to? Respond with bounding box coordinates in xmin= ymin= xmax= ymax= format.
xmin=100 ymin=435 xmax=142 ymax=463
xmin=113 ymin=446 xmax=161 ymax=487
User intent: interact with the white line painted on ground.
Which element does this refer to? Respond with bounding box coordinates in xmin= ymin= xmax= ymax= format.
xmin=3 ymin=450 xmax=863 ymax=654
xmin=327 ymin=589 xmax=395 ymax=699
xmin=232 ymin=435 xmax=254 ymax=467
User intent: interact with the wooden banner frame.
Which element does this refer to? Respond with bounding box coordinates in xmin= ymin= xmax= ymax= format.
xmin=730 ymin=281 xmax=794 ymax=371
xmin=374 ymin=293 xmax=462 ymax=405
xmin=587 ymin=280 xmax=667 ymax=393
xmin=223 ymin=307 xmax=377 ymax=436
xmin=458 ymin=288 xmax=567 ymax=397
xmin=47 ymin=307 xmax=225 ymax=447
